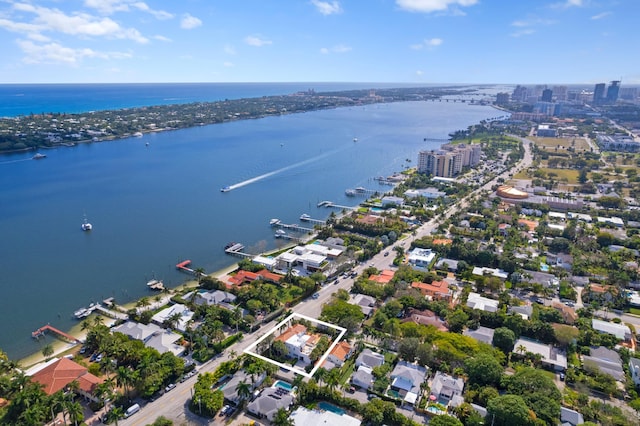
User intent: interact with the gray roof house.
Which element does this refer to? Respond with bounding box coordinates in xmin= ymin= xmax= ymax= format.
xmin=351 ymin=365 xmax=374 ymax=390
xmin=630 ymin=357 xmax=640 ymax=386
xmin=193 ymin=290 xmax=237 ymax=306
xmin=113 ymin=321 xmax=184 ymax=356
xmin=583 ymin=346 xmax=625 ymax=382
xmin=435 ymin=258 xmax=459 ymax=272
xmin=561 ymin=406 xmax=584 ymax=426
xmin=463 ymin=326 xmax=495 ymax=345
xmin=390 ymin=361 xmax=427 ymax=405
xmin=221 ymin=370 xmax=265 ymax=405
xmin=350 ymin=294 xmax=376 ymax=317
xmin=430 ymin=372 xmax=464 ymax=405
xmin=355 ymin=349 xmax=385 ymax=369
xmin=508 ymin=304 xmax=533 ymax=320
xmin=247 ymin=387 xmax=294 ymax=421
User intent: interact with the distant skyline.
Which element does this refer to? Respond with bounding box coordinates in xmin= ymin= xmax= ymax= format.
xmin=0 ymin=0 xmax=638 ymax=85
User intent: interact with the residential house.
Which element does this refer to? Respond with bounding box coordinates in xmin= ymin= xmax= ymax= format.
xmin=351 ymin=366 xmax=374 ymax=389
xmin=389 ymin=361 xmax=428 ymax=405
xmin=368 ymin=270 xmax=395 ymax=284
xmin=403 ymin=308 xmax=448 ymax=332
xmin=191 ymin=290 xmax=237 ymax=306
xmin=629 ymin=357 xmax=640 ymax=386
xmin=410 ymin=280 xmax=451 ymax=301
xmin=221 ymin=370 xmax=265 ymax=405
xmin=275 ymin=324 xmax=322 ymax=364
xmin=30 ymin=358 xmax=103 ymax=403
xmin=592 ymin=319 xmax=632 ymax=342
xmin=561 ymin=407 xmax=584 ymax=426
xmin=498 ymin=223 xmax=511 ymax=236
xmin=466 ymin=292 xmax=499 ymax=313
xmin=324 ymin=341 xmax=353 ymax=369
xmin=290 ymin=407 xmax=361 ymax=426
xmin=508 ymin=304 xmax=533 ymax=320
xmin=355 ymin=349 xmax=385 ymax=369
xmin=350 ymin=294 xmax=376 ymax=317
xmin=247 ymin=387 xmax=294 ymax=421
xmin=552 ymin=302 xmax=578 ymax=325
xmin=522 ymin=270 xmax=557 ymax=288
xmin=113 ymin=321 xmax=184 ymax=356
xmin=151 ymin=304 xmax=194 ymax=332
xmin=228 ymin=269 xmax=284 ymax=286
xmin=583 ymin=346 xmax=625 ymax=381
xmin=585 ymin=284 xmax=619 ymax=304
xmin=381 ymin=196 xmax=405 ymax=207
xmin=471 ymin=267 xmax=508 ymax=280
xmin=546 ymin=252 xmax=573 ymax=270
xmin=463 ymin=326 xmax=495 ymax=345
xmin=514 ymin=337 xmax=567 ymax=371
xmin=430 ymin=372 xmax=464 ymax=406
xmin=407 ymin=248 xmax=436 ymax=269
xmin=435 ymin=258 xmax=459 ymax=272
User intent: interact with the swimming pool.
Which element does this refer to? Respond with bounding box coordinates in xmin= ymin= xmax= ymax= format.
xmin=317 ymin=401 xmax=345 ymax=415
xmin=273 ymin=380 xmax=293 ymax=391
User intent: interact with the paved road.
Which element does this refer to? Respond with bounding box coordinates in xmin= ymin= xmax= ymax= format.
xmin=119 ymin=139 xmax=535 ymax=425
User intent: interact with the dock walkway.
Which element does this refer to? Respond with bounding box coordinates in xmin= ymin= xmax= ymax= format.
xmin=32 ymin=324 xmax=82 ymax=343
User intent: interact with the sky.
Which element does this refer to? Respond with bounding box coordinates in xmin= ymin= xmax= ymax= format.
xmin=0 ymin=0 xmax=638 ymax=85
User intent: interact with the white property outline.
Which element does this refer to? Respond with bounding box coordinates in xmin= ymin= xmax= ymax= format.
xmin=243 ymin=313 xmax=347 ymax=378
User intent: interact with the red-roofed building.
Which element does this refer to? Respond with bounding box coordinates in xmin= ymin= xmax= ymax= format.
xmin=369 ymin=270 xmax=395 ymax=284
xmin=432 ymin=238 xmax=452 ymax=246
xmin=326 ymin=341 xmax=353 ymax=367
xmin=411 ymin=280 xmax=451 ymax=301
xmin=403 ymin=308 xmax=448 ymax=331
xmin=227 ymin=269 xmax=283 ymax=286
xmin=30 ymin=358 xmax=103 ymax=402
xmin=275 ymin=323 xmax=307 ymax=344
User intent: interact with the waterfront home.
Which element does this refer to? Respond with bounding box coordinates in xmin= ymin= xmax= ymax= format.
xmin=404 ymin=187 xmax=446 ymax=199
xmin=151 ymin=304 xmax=194 ymax=332
xmin=113 ymin=321 xmax=184 ymax=356
xmin=290 ymin=406 xmax=361 ymax=426
xmin=513 ymin=337 xmax=567 ymax=371
xmin=247 ymin=387 xmax=294 ymax=421
xmin=30 ymin=358 xmax=103 ymax=403
xmin=389 ymin=361 xmax=428 ymax=405
xmin=355 ymin=348 xmax=385 ymax=369
xmin=227 ymin=269 xmax=283 ymax=286
xmin=251 ymin=255 xmax=278 ymax=271
xmin=191 ymin=289 xmax=237 ymax=306
xmin=381 ymin=196 xmax=405 ymax=207
xmin=466 ymin=292 xmax=499 ymax=313
xmin=430 ymin=371 xmax=465 ymax=405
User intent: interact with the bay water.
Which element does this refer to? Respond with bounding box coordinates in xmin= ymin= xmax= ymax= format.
xmin=0 ymin=87 xmax=498 ymax=359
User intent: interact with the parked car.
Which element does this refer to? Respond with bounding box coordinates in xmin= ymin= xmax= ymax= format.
xmin=165 ymin=383 xmax=176 ymax=392
xmin=384 ymin=252 xmax=389 ymax=257
xmin=346 ymin=386 xmax=356 ymax=393
xmin=559 ymin=373 xmax=565 ymax=381
xmin=312 ymin=293 xmax=320 ymax=299
xmin=220 ymin=405 xmax=230 ymax=416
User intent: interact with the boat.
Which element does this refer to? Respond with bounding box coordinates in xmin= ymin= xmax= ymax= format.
xmin=345 ymin=189 xmax=356 ymax=196
xmin=32 ymin=153 xmax=46 ymax=160
xmin=81 ymin=215 xmax=92 ymax=231
xmin=355 ymin=187 xmax=366 ymax=192
xmin=74 ymin=308 xmax=88 ymax=319
xmin=275 ymin=229 xmax=286 ymax=238
xmin=300 ymin=214 xmax=311 ymax=221
xmin=133 ymin=132 xmax=143 ymax=137
xmin=147 ymin=279 xmax=165 ymax=291
xmin=221 ymin=186 xmax=231 ymax=192
xmin=353 ymin=137 xmax=358 ymax=142
xmin=270 ymin=218 xmax=280 ymax=226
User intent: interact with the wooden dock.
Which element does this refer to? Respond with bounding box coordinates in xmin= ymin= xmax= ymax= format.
xmin=317 ymin=201 xmax=357 ymax=211
xmin=269 ymin=219 xmax=314 ymax=232
xmin=299 ymin=215 xmax=326 ymax=224
xmin=32 ymin=324 xmax=82 ymax=343
xmin=224 ymin=243 xmax=253 ymax=258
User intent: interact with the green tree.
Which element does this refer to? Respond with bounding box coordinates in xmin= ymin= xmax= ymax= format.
xmin=272 ymin=408 xmax=293 ymax=426
xmin=505 ymin=367 xmax=561 ymax=424
xmin=429 ymin=416 xmax=463 ymax=426
xmin=41 ymin=344 xmax=54 ymax=360
xmin=150 ymin=416 xmax=173 ymax=426
xmin=105 ymin=406 xmax=123 ymax=426
xmin=464 ymin=353 xmax=503 ymax=387
xmin=492 ymin=327 xmax=516 ymax=354
xmin=237 ymin=380 xmax=252 ymax=401
xmin=446 ymin=309 xmax=469 ymax=333
xmin=487 ymin=394 xmax=535 ymax=426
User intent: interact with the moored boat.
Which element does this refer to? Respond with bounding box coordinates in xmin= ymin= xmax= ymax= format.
xmin=221 ymin=186 xmax=231 ymax=192
xmin=300 ymin=214 xmax=311 ymax=221
xmin=81 ymin=215 xmax=92 ymax=231
xmin=32 ymin=153 xmax=46 ymax=160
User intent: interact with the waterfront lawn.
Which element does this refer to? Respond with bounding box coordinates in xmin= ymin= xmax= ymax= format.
xmin=531 ymin=136 xmax=589 ymax=151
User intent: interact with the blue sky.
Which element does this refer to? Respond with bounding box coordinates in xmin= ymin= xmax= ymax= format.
xmin=0 ymin=0 xmax=638 ymax=84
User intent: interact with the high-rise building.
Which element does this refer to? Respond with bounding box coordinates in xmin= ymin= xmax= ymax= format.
xmin=541 ymin=89 xmax=553 ymax=102
xmin=552 ymin=86 xmax=568 ymax=102
xmin=496 ymin=93 xmax=510 ymax=105
xmin=418 ymin=143 xmax=481 ymax=178
xmin=511 ymin=85 xmax=527 ymax=102
xmin=593 ymin=83 xmax=606 ymax=105
xmin=606 ymin=81 xmax=620 ymax=104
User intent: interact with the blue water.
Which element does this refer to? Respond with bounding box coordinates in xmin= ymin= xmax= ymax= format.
xmin=273 ymin=380 xmax=293 ymax=391
xmin=0 ymin=82 xmax=435 ymax=117
xmin=0 ymin=85 xmax=498 ymax=360
xmin=317 ymin=401 xmax=345 ymax=415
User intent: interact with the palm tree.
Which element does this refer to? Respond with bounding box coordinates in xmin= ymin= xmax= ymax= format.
xmin=80 ymin=319 xmax=92 ymax=332
xmin=516 ymin=344 xmax=527 ymax=356
xmin=116 ymin=366 xmax=135 ymax=398
xmin=66 ymin=401 xmax=84 ymax=426
xmin=314 ymin=367 xmax=327 ymax=386
xmin=194 ymin=267 xmax=206 ymax=284
xmin=237 ymin=380 xmax=251 ymax=401
xmin=325 ymin=368 xmax=340 ymax=392
xmin=136 ymin=296 xmax=151 ymax=313
xmin=164 ymin=312 xmax=183 ymax=330
xmin=272 ymin=408 xmax=294 ymax=426
xmin=105 ymin=406 xmax=124 ymax=426
xmin=92 ymin=314 xmax=104 ymax=327
xmin=41 ymin=344 xmax=54 ymax=360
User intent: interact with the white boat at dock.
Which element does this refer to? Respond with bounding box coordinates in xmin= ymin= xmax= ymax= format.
xmin=275 ymin=229 xmax=287 ymax=238
xmin=147 ymin=279 xmax=165 ymax=291
xmin=300 ymin=214 xmax=311 ymax=221
xmin=74 ymin=303 xmax=97 ymax=319
xmin=270 ymin=218 xmax=280 ymax=226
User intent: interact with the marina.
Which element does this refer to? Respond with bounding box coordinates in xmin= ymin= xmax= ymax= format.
xmin=299 ymin=214 xmax=326 ymax=224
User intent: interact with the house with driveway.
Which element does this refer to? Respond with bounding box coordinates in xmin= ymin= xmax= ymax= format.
xmin=389 ymin=361 xmax=428 ymax=405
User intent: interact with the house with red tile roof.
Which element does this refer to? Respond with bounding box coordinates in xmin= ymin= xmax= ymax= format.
xmin=369 ymin=269 xmax=395 ymax=284
xmin=30 ymin=357 xmax=103 ymax=402
xmin=227 ymin=269 xmax=283 ymax=286
xmin=411 ymin=279 xmax=451 ymax=301
xmin=326 ymin=341 xmax=353 ymax=367
xmin=403 ymin=308 xmax=448 ymax=331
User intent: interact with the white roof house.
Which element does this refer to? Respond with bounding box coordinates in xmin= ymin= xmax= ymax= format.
xmin=466 ymin=292 xmax=499 ymax=313
xmin=592 ymin=319 xmax=632 ymax=341
xmin=514 ymin=337 xmax=567 ymax=371
xmin=567 ymin=212 xmax=592 ymax=222
xmin=151 ymin=304 xmax=194 ymax=332
xmin=597 ymin=216 xmax=624 ymax=227
xmin=252 ymin=255 xmax=278 ymax=270
xmin=407 ymin=248 xmax=436 ymax=269
xmin=404 ymin=188 xmax=446 ymax=199
xmin=381 ymin=196 xmax=405 ymax=207
xmin=548 ymin=211 xmax=567 ymax=220
xmin=290 ymin=407 xmax=361 ymax=426
xmin=471 ymin=267 xmax=508 ymax=279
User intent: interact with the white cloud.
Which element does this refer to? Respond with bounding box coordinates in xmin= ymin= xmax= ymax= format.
xmin=17 ymin=39 xmax=131 ymax=64
xmin=396 ymin=0 xmax=478 ymax=13
xmin=84 ymin=0 xmax=173 ymax=19
xmin=245 ymin=35 xmax=272 ymax=47
xmin=411 ymin=38 xmax=443 ymax=49
xmin=8 ymin=3 xmax=148 ymax=43
xmin=180 ymin=14 xmax=202 ymax=30
xmin=224 ymin=44 xmax=236 ymax=55
xmin=223 ymin=61 xmax=234 ymax=67
xmin=310 ymin=0 xmax=343 ymax=15
xmin=550 ymin=0 xmax=584 ymax=9
xmin=320 ymin=44 xmax=351 ymax=54
xmin=591 ymin=11 xmax=611 ymax=20
xmin=416 ymin=70 xmax=424 ymax=76
xmin=510 ymin=29 xmax=535 ymax=37
xmin=153 ymin=35 xmax=172 ymax=42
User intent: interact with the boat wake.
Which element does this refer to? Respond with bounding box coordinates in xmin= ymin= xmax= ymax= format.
xmin=223 ymin=148 xmax=344 ymax=192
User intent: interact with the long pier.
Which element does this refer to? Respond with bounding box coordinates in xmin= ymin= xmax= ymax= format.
xmin=300 ymin=214 xmax=326 ymax=224
xmin=32 ymin=324 xmax=82 ymax=343
xmin=316 ymin=201 xmax=357 ymax=211
xmin=345 ymin=187 xmax=379 ymax=196
xmin=224 ymin=243 xmax=253 ymax=258
xmin=269 ymin=219 xmax=314 ymax=232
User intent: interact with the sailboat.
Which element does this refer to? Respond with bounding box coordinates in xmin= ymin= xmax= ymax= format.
xmin=81 ymin=214 xmax=92 ymax=231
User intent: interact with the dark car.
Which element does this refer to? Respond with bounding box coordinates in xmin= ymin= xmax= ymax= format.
xmin=559 ymin=373 xmax=565 ymax=381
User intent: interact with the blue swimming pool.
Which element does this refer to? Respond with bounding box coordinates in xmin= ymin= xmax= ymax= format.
xmin=273 ymin=380 xmax=293 ymax=391
xmin=318 ymin=401 xmax=345 ymax=415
